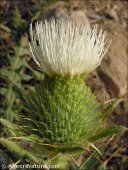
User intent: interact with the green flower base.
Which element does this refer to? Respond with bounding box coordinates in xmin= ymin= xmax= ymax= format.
xmin=24 ymin=75 xmax=101 ymax=146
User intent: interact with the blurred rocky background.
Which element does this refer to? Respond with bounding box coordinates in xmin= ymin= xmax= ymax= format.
xmin=0 ymin=0 xmax=128 ymax=170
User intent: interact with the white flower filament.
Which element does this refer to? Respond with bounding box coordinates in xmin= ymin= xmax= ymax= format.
xmin=29 ymin=20 xmax=111 ymax=77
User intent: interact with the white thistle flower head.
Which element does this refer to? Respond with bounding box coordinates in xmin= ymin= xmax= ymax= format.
xmin=29 ymin=19 xmax=111 ymax=77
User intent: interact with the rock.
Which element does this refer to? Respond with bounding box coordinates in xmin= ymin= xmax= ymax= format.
xmin=112 ymin=100 xmax=128 ymax=127
xmin=69 ymin=0 xmax=85 ymax=10
xmin=71 ymin=10 xmax=90 ymax=26
xmin=87 ymin=13 xmax=104 ymax=21
xmin=43 ymin=8 xmax=90 ymax=26
xmin=97 ymin=22 xmax=127 ymax=98
xmin=51 ymin=1 xmax=68 ymax=9
xmin=85 ymin=71 xmax=110 ymax=103
xmin=86 ymin=22 xmax=127 ymax=102
xmin=105 ymin=8 xmax=119 ymax=21
xmin=42 ymin=8 xmax=70 ymax=21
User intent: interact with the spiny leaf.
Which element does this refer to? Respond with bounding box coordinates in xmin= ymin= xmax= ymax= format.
xmin=1 ymin=36 xmax=32 ymax=122
xmin=0 ymin=138 xmax=45 ymax=164
xmin=101 ymin=99 xmax=121 ymax=121
xmin=79 ymin=145 xmax=106 ymax=170
xmin=87 ymin=125 xmax=125 ymax=142
xmin=0 ymin=118 xmax=25 ymax=136
xmin=13 ymin=7 xmax=26 ymax=31
xmin=8 ymin=136 xmax=45 ymax=144
xmin=8 ymin=136 xmax=60 ymax=159
xmin=80 ymin=154 xmax=100 ymax=170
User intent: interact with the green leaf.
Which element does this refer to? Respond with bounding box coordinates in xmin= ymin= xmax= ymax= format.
xmin=87 ymin=125 xmax=125 ymax=142
xmin=0 ymin=138 xmax=45 ymax=164
xmin=98 ymin=163 xmax=107 ymax=170
xmin=101 ymin=99 xmax=121 ymax=120
xmin=68 ymin=161 xmax=78 ymax=170
xmin=21 ymin=74 xmax=32 ymax=81
xmin=13 ymin=7 xmax=26 ymax=31
xmin=0 ymin=87 xmax=7 ymax=96
xmin=0 ymin=118 xmax=24 ymax=136
xmin=1 ymin=36 xmax=31 ymax=122
xmin=0 ymin=68 xmax=10 ymax=77
xmin=80 ymin=154 xmax=100 ymax=170
xmin=11 ymin=84 xmax=24 ymax=101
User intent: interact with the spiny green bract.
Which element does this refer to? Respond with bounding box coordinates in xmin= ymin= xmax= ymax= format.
xmin=23 ymin=75 xmax=102 ymax=145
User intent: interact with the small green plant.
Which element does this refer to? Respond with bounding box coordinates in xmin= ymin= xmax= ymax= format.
xmin=0 ymin=36 xmax=30 ymax=121
xmin=0 ymin=20 xmax=126 ymax=169
xmin=0 ymin=36 xmax=41 ymax=122
xmin=13 ymin=7 xmax=26 ymax=32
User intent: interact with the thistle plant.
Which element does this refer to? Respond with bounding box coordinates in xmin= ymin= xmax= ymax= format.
xmin=0 ymin=20 xmax=125 ymax=169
